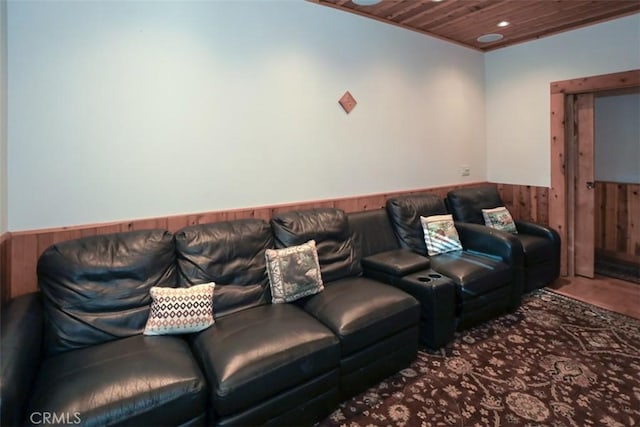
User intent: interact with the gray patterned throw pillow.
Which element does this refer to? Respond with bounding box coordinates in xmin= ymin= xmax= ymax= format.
xmin=420 ymin=214 xmax=463 ymax=256
xmin=482 ymin=206 xmax=518 ymax=234
xmin=265 ymin=240 xmax=324 ymax=303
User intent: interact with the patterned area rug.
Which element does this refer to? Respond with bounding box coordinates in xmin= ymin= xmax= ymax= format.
xmin=320 ymin=290 xmax=640 ymax=427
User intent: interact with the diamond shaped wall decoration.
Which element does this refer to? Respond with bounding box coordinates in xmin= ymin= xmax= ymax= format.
xmin=339 ymin=91 xmax=357 ymax=114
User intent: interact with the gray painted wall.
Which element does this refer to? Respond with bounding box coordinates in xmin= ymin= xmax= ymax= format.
xmin=7 ymin=0 xmax=485 ymax=230
xmin=1 ymin=0 xmax=7 ymax=234
xmin=486 ymin=14 xmax=640 ymax=186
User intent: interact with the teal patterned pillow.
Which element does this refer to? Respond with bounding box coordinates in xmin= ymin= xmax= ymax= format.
xmin=482 ymin=206 xmax=518 ymax=234
xmin=265 ymin=240 xmax=324 ymax=303
xmin=420 ymin=214 xmax=463 ymax=256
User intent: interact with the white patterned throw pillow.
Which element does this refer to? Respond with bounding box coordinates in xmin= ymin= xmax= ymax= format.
xmin=420 ymin=214 xmax=463 ymax=256
xmin=482 ymin=206 xmax=518 ymax=234
xmin=144 ymin=282 xmax=215 ymax=335
xmin=265 ymin=240 xmax=324 ymax=303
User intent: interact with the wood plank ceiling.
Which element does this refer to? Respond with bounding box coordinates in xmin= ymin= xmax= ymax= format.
xmin=310 ymin=0 xmax=640 ymax=51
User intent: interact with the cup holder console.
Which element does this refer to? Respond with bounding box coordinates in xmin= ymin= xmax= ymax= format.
xmin=409 ymin=271 xmax=445 ymax=284
xmin=397 ymin=269 xmax=456 ymax=349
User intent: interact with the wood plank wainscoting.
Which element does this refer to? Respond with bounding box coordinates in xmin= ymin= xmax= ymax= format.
xmin=594 ymin=181 xmax=640 ymax=261
xmin=0 ymin=232 xmax=10 ymax=304
xmin=1 ymin=182 xmax=550 ymax=303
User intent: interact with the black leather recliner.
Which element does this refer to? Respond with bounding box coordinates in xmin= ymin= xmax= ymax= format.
xmin=26 ymin=230 xmax=208 ymax=427
xmin=348 ymin=208 xmax=457 ymax=349
xmin=385 ymin=194 xmax=523 ymax=331
xmin=270 ymin=208 xmax=420 ymax=398
xmin=446 ymin=185 xmax=560 ymax=292
xmin=176 ymin=219 xmax=341 ymax=426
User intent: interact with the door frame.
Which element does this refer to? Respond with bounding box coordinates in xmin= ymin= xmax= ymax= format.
xmin=549 ymin=69 xmax=640 ymax=276
xmin=573 ymin=93 xmax=595 ymax=278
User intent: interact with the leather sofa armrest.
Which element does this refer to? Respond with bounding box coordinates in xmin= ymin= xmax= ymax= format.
xmin=455 ymin=222 xmax=523 ymax=267
xmin=515 ymin=220 xmax=561 ymax=283
xmin=361 ymin=249 xmax=430 ymax=277
xmin=395 ymin=272 xmax=456 ymax=349
xmin=1 ymin=292 xmax=44 ymax=427
xmin=456 ymin=222 xmax=525 ymax=310
xmin=515 ymin=220 xmax=561 ymax=244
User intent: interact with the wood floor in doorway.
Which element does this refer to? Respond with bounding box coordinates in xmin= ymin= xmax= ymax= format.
xmin=547 ymin=275 xmax=640 ymax=320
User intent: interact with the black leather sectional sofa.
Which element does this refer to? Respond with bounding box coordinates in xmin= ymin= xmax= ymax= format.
xmin=1 ymin=198 xmax=555 ymax=426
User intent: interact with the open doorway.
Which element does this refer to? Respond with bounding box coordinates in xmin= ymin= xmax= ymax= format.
xmin=549 ymin=69 xmax=640 ymax=279
xmin=593 ymin=88 xmax=640 ymax=283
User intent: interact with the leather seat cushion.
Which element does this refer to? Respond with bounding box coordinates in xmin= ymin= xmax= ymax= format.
xmin=517 ymin=234 xmax=553 ymax=266
xmin=190 ymin=304 xmax=339 ymax=418
xmin=27 ymin=335 xmax=207 ymax=426
xmin=301 ymin=277 xmax=419 ymax=356
xmin=430 ymin=251 xmax=512 ymax=301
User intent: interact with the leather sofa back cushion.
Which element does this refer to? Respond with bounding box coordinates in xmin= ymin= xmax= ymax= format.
xmin=271 ymin=208 xmax=362 ymax=283
xmin=37 ymin=229 xmax=177 ymax=356
xmin=347 ymin=209 xmax=399 ymax=257
xmin=175 ymin=219 xmax=273 ymax=318
xmin=386 ymin=194 xmax=448 ymax=254
xmin=446 ymin=186 xmax=503 ymax=224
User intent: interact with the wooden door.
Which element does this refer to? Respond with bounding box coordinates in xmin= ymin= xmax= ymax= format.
xmin=574 ymin=93 xmax=595 ymax=278
xmin=550 ymin=70 xmax=640 ymax=277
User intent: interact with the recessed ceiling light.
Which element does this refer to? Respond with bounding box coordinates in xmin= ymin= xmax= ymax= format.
xmin=432 ymin=0 xmax=445 ymax=2
xmin=497 ymin=21 xmax=510 ymax=27
xmin=476 ymin=33 xmax=504 ymax=43
xmin=352 ymin=0 xmax=382 ymax=5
